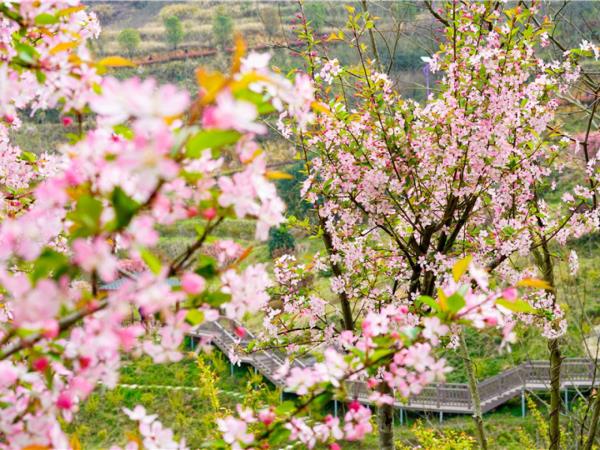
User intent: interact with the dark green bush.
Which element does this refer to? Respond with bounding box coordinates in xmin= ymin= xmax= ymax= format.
xmin=268 ymin=226 xmax=295 ymax=258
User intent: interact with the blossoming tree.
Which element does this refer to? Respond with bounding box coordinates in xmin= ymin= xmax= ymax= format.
xmin=0 ymin=1 xmax=313 ymax=447
xmin=0 ymin=1 xmax=596 ymax=450
xmin=265 ymin=2 xmax=598 ymax=448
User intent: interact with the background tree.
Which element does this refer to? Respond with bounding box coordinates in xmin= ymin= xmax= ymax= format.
xmin=212 ymin=6 xmax=233 ymax=49
xmin=117 ymin=28 xmax=140 ymax=58
xmin=163 ymin=15 xmax=184 ymax=50
xmin=273 ymin=3 xmax=594 ymax=449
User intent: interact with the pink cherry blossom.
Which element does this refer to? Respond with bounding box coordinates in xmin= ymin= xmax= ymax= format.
xmin=203 ymin=91 xmax=266 ymax=134
xmin=73 ymin=237 xmax=118 ymax=282
xmin=217 ymin=416 xmax=254 ymax=450
xmin=91 ymin=77 xmax=189 ymax=127
xmin=221 ymin=264 xmax=272 ymax=320
xmin=181 ymin=272 xmax=206 ymax=295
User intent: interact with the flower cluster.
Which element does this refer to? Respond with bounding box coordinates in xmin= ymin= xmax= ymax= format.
xmin=0 ymin=2 xmax=317 ymax=448
xmin=119 ymin=406 xmax=187 ymax=450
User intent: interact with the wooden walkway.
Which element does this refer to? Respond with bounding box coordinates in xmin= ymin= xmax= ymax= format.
xmin=189 ymin=318 xmax=600 ymax=415
xmin=131 ymin=40 xmax=306 ymax=67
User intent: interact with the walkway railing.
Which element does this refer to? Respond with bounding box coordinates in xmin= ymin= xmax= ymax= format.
xmin=189 ymin=319 xmax=599 ymax=414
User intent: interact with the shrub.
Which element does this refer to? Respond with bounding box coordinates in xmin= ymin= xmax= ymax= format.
xmin=117 ymin=28 xmax=140 ymax=57
xmin=398 ymin=422 xmax=476 ymax=449
xmin=268 ymin=225 xmax=295 ymax=258
xmin=140 ymin=392 xmax=156 ymax=404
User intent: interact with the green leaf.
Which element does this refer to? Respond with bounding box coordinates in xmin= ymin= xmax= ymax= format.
xmin=35 ymin=70 xmax=46 ymax=84
xmin=20 ymin=151 xmax=37 ymax=163
xmin=201 ymin=440 xmax=227 ymax=449
xmin=496 ymin=298 xmax=535 ymax=313
xmin=31 ymin=249 xmax=71 ymax=283
xmin=109 ymin=187 xmax=140 ymax=230
xmin=14 ymin=41 xmax=39 ymax=65
xmin=401 ymin=326 xmax=420 ymax=341
xmin=112 ymin=124 xmax=134 ymax=140
xmin=235 ymin=90 xmax=276 ymax=114
xmin=186 ymin=309 xmax=205 ymax=325
xmin=417 ymin=295 xmax=439 ymax=311
xmin=196 ymin=254 xmax=218 ymax=278
xmin=370 ymin=347 xmax=395 ymax=362
xmin=201 ymin=291 xmax=231 ymax=307
xmin=447 ymin=293 xmax=466 ymax=314
xmin=269 ymin=426 xmax=292 ymax=446
xmin=185 ymin=130 xmax=241 ymax=158
xmin=67 ymin=195 xmax=103 ymax=237
xmin=140 ymin=248 xmax=162 ymax=275
xmin=35 ymin=13 xmax=58 ymax=25
xmin=16 ymin=328 xmax=37 ymax=338
xmin=275 ymin=400 xmax=296 ymax=414
xmin=312 ymin=391 xmax=333 ymax=410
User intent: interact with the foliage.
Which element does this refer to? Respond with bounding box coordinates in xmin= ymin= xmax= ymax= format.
xmin=93 ymin=4 xmax=117 ymax=23
xmin=274 ymin=161 xmax=311 ymax=220
xmin=163 ymin=15 xmax=184 ymax=50
xmin=268 ymin=225 xmax=295 ymax=258
xmin=67 ymin=355 xmax=239 ymax=449
xmin=390 ymin=2 xmax=419 ymax=22
xmin=397 ymin=422 xmax=476 ymax=450
xmin=212 ymin=6 xmax=234 ymax=48
xmin=159 ymin=3 xmax=204 ymax=21
xmin=117 ymin=28 xmax=141 ymax=57
xmin=270 ymin=2 xmax=598 ymax=448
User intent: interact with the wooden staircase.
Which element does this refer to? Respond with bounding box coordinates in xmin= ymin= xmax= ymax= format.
xmin=189 ymin=319 xmax=599 ymax=414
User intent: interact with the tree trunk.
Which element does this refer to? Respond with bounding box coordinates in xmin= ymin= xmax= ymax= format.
xmin=534 ymin=229 xmax=561 ymax=450
xmin=377 ymin=383 xmax=394 ymax=450
xmin=460 ymin=330 xmax=488 ymax=450
xmin=530 ymin=192 xmax=562 ymax=450
xmin=548 ymin=337 xmax=562 ymax=450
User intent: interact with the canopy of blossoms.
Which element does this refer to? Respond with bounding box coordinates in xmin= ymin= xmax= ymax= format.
xmin=0 ymin=1 xmax=596 ymax=450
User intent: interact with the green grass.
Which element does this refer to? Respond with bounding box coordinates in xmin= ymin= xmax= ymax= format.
xmin=67 ymin=352 xmax=276 ymax=449
xmin=70 ymin=352 xmax=562 ymax=449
